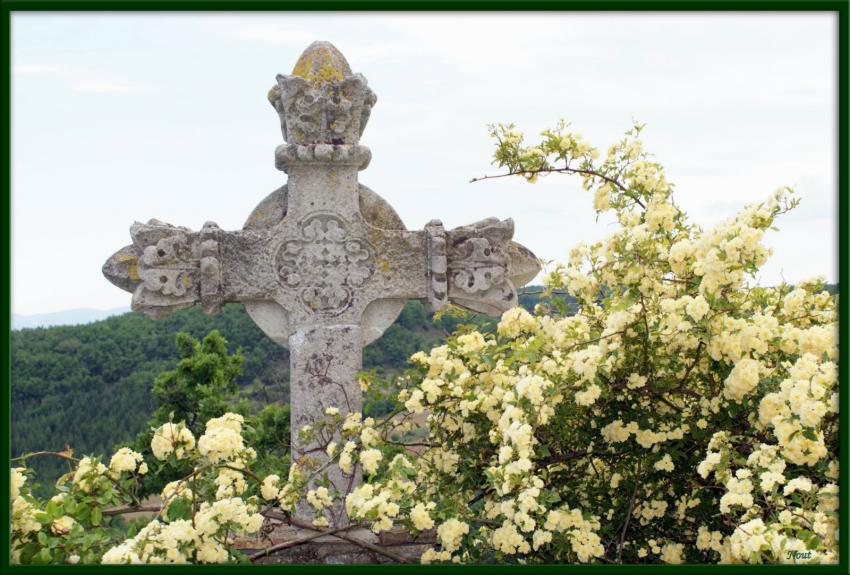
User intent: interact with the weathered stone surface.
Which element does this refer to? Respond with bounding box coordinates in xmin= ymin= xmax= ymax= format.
xmin=288 ymin=324 xmax=363 ymax=524
xmin=102 ymin=40 xmax=541 ymax=531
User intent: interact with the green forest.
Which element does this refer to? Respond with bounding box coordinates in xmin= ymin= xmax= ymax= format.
xmin=11 ymin=289 xmax=555 ymax=491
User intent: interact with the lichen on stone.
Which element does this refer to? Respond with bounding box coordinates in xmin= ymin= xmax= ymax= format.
xmin=290 ymin=41 xmax=352 ymax=87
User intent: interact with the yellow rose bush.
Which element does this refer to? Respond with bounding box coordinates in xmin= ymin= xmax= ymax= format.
xmin=383 ymin=121 xmax=836 ymax=564
xmin=11 ymin=453 xmax=146 ymax=564
xmin=11 ymin=415 xmax=267 ymax=564
xmin=288 ymin=121 xmax=837 ymax=564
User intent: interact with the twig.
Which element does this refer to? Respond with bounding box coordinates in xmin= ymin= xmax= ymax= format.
xmin=103 ymin=504 xmax=161 ymax=516
xmin=470 ymin=167 xmax=645 ymax=209
xmin=248 ymin=522 xmax=359 ymax=562
xmin=288 ymin=516 xmax=410 ymax=564
xmin=12 ymin=450 xmax=78 ymax=463
xmin=260 ymin=510 xmax=410 ymax=564
xmin=616 ymin=458 xmax=642 ymax=563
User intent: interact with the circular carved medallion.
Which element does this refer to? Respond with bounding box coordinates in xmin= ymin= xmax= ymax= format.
xmin=274 ymin=213 xmax=376 ymax=314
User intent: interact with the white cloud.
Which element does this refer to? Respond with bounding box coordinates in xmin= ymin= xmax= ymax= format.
xmin=12 ymin=62 xmax=143 ymax=94
xmin=226 ymin=23 xmax=319 ymax=47
xmin=13 ymin=64 xmax=60 ymax=75
xmin=73 ymin=82 xmax=137 ymax=94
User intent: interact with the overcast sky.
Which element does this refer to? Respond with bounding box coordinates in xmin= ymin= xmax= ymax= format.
xmin=11 ymin=12 xmax=838 ymax=315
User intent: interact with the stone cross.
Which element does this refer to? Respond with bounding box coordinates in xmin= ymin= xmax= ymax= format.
xmin=103 ymin=41 xmax=540 ymax=525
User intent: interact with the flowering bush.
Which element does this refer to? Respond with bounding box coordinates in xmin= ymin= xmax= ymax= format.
xmin=289 ymin=121 xmax=838 ymax=564
xmin=10 ymin=122 xmax=838 ymax=564
xmin=11 ymin=414 xmax=266 ymax=564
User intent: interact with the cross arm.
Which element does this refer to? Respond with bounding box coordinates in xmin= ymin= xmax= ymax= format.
xmin=373 ymin=217 xmax=542 ymax=317
xmin=102 ymin=219 xmax=275 ymax=319
xmin=103 ymin=216 xmax=541 ymax=321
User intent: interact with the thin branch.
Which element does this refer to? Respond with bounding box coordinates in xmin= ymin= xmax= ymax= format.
xmin=248 ymin=521 xmax=359 ymax=562
xmin=12 ymin=450 xmax=78 ymax=463
xmin=260 ymin=510 xmax=410 ymax=564
xmin=470 ymin=167 xmax=645 ymax=209
xmin=103 ymin=504 xmax=161 ymax=517
xmin=616 ymin=458 xmax=642 ymax=563
xmin=288 ymin=516 xmax=410 ymax=564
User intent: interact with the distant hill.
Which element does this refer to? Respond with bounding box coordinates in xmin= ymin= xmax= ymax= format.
xmin=11 ymin=288 xmax=566 ymax=491
xmin=13 ymin=307 xmax=130 ymax=330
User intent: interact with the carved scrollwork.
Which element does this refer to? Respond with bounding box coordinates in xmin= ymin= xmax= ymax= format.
xmin=424 ymin=220 xmax=448 ymax=313
xmin=451 ymin=237 xmax=508 ymax=294
xmin=442 ymin=218 xmax=537 ymax=316
xmin=199 ymin=222 xmax=223 ymax=315
xmin=102 ymin=219 xmax=224 ymax=319
xmin=274 ymin=213 xmax=376 ymax=315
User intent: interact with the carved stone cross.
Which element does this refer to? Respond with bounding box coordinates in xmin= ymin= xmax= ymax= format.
xmin=103 ymin=41 xmax=540 ymax=524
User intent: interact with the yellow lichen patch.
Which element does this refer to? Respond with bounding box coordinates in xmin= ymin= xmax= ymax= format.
xmin=118 ymin=253 xmax=140 ymax=281
xmin=376 ymin=257 xmax=390 ymax=274
xmin=267 ymin=85 xmax=281 ymax=107
xmin=291 ymin=41 xmax=351 ymax=87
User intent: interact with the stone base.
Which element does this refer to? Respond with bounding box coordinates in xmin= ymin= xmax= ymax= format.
xmin=236 ymin=523 xmax=435 ymax=565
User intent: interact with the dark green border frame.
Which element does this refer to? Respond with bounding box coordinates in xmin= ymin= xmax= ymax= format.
xmin=1 ymin=1 xmax=847 ymax=573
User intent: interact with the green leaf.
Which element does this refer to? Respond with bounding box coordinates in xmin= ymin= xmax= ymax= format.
xmin=35 ymin=548 xmax=53 ymax=564
xmin=167 ymin=498 xmax=192 ymax=521
xmin=91 ymin=507 xmax=102 ymax=526
xmin=74 ymin=502 xmax=88 ymax=516
xmin=33 ymin=512 xmax=50 ymax=524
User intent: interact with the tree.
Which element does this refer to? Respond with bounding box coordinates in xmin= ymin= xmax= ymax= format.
xmin=150 ymin=331 xmax=244 ymax=433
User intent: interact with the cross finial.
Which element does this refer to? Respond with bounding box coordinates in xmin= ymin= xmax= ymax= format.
xmin=290 ymin=41 xmax=352 ymax=87
xmin=268 ymin=40 xmax=376 ymax=146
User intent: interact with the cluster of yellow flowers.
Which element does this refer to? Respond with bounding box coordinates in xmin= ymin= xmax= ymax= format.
xmin=102 ymin=495 xmax=264 ymax=565
xmin=109 ymin=447 xmax=148 ymax=478
xmin=71 ymin=456 xmax=111 ymax=493
xmin=11 ymin=468 xmax=42 ymax=543
xmin=11 ymin=447 xmax=152 ymax=563
xmin=101 ymin=519 xmax=197 ymax=564
xmin=197 ymin=413 xmax=255 ymax=464
xmin=760 ymin=353 xmax=837 ymax=466
xmin=344 ymin=454 xmax=418 ymax=533
xmin=258 ymin=462 xmax=306 ymax=514
xmin=345 ymin=483 xmax=402 ymax=533
xmin=151 ymin=421 xmax=196 ymax=461
xmin=696 ymin=429 xmax=838 ymax=563
xmin=101 ymin=413 xmax=265 ymax=564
